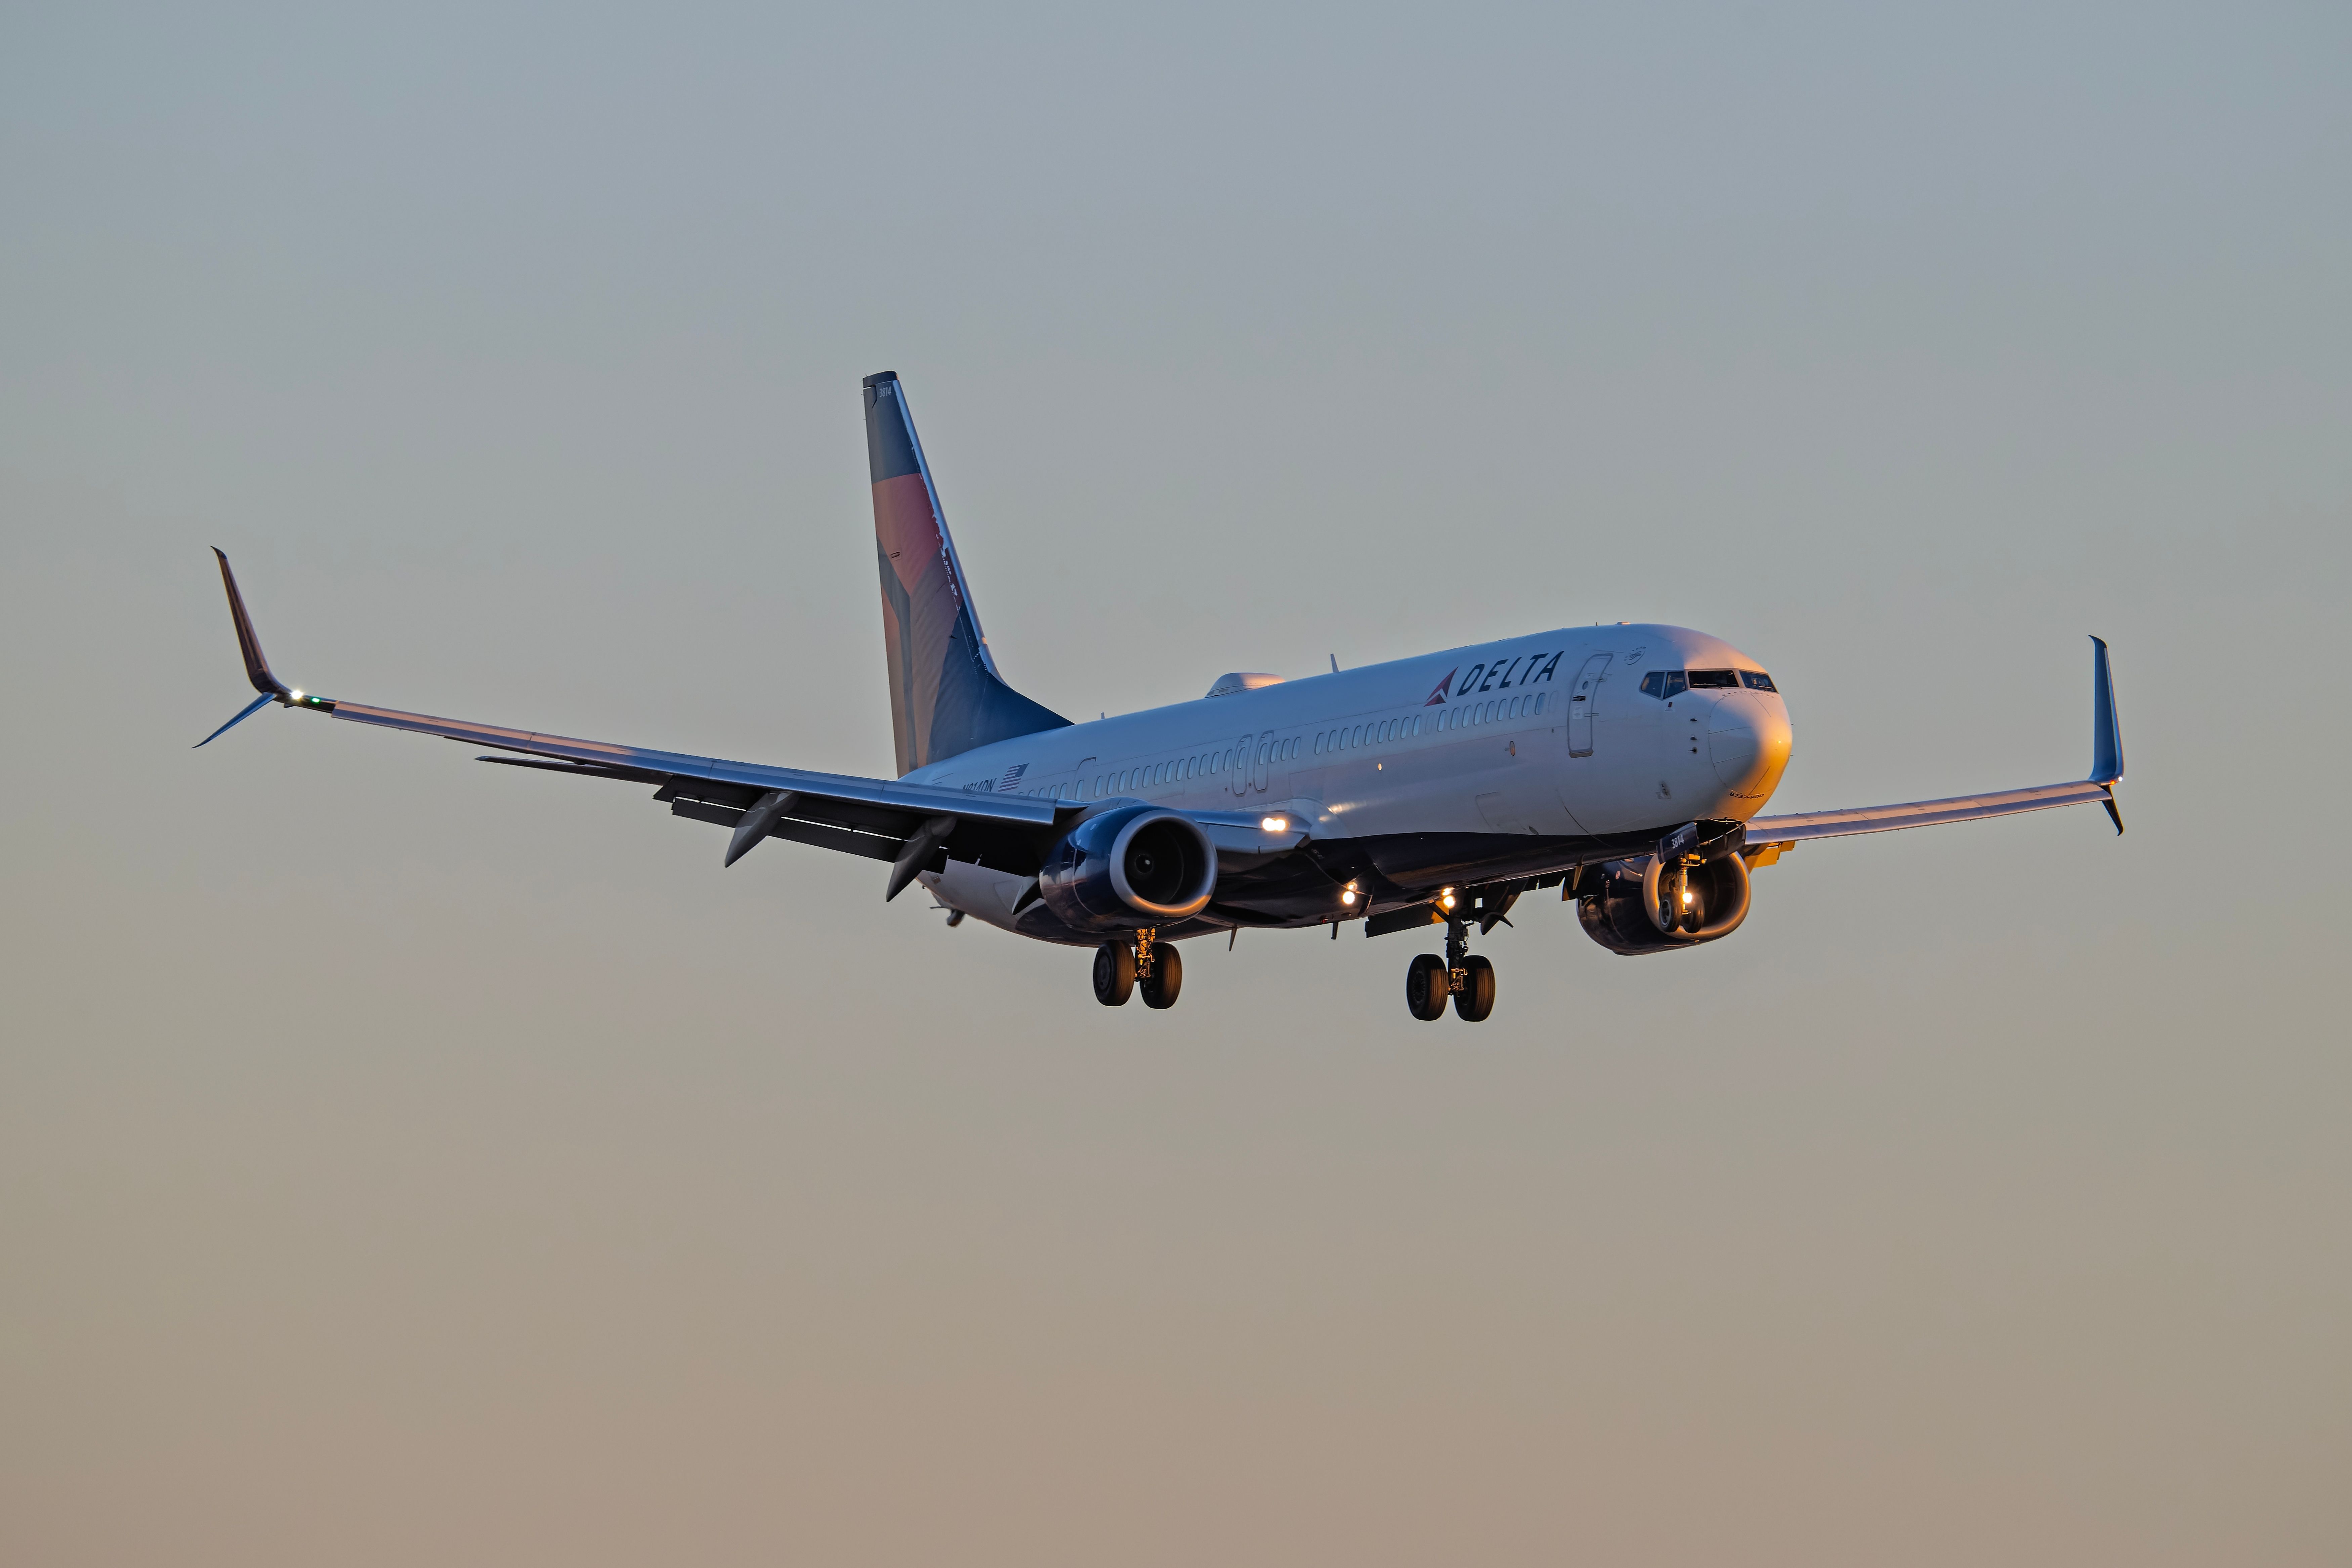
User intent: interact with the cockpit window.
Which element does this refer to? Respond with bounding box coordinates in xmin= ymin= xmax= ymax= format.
xmin=1685 ymin=669 xmax=1737 ymax=689
xmin=1739 ymin=670 xmax=1777 ymax=692
xmin=1637 ymin=670 xmax=1688 ymax=700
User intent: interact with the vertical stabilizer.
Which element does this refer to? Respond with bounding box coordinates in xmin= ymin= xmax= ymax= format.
xmin=865 ymin=372 xmax=1069 ymax=775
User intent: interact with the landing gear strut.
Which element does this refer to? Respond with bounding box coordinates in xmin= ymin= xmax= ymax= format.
xmin=1405 ymin=912 xmax=1496 ymax=1022
xmin=1094 ymin=930 xmax=1183 ymax=1009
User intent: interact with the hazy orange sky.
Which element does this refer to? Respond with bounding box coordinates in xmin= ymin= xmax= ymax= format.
xmin=4 ymin=4 xmax=2348 ymax=1564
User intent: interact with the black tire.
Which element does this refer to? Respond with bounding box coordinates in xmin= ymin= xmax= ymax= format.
xmin=1140 ymin=944 xmax=1184 ymax=1009
xmin=1093 ymin=940 xmax=1136 ymax=1006
xmin=1405 ymin=953 xmax=1449 ymax=1021
xmin=1453 ymin=954 xmax=1496 ymax=1022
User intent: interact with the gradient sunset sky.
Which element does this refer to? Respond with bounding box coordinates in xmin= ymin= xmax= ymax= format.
xmin=4 ymin=4 xmax=2348 ymax=1564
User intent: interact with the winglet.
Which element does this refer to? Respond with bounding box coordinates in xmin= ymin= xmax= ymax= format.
xmin=213 ymin=548 xmax=292 ymax=698
xmin=2089 ymin=636 xmax=2123 ymax=786
xmin=197 ymin=551 xmax=334 ymax=746
xmin=2089 ymin=635 xmax=2124 ymax=834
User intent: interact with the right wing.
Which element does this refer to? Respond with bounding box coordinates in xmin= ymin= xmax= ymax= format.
xmin=196 ymin=550 xmax=1061 ymax=891
xmin=1742 ymin=637 xmax=2125 ymax=855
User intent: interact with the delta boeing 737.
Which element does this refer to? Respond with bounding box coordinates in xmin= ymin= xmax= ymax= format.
xmin=198 ymin=371 xmax=2124 ymax=1020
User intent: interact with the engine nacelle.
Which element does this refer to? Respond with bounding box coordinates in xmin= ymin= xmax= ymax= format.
xmin=1577 ymin=851 xmax=1752 ymax=955
xmin=1037 ymin=805 xmax=1218 ymax=932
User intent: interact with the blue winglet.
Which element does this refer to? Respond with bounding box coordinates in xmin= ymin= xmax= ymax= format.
xmin=2088 ymin=636 xmax=2124 ymax=834
xmin=194 ymin=690 xmax=278 ymax=748
xmin=2089 ymin=636 xmax=2124 ymax=785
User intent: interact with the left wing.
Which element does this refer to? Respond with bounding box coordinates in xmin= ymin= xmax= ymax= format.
xmin=1743 ymin=637 xmax=2124 ymax=854
xmin=195 ymin=550 xmax=1061 ymax=894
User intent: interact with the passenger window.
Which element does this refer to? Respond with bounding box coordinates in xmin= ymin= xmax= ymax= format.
xmin=1535 ymin=692 xmax=1548 ymax=715
xmin=1740 ymin=670 xmax=1776 ymax=691
xmin=1687 ymin=669 xmax=1737 ymax=688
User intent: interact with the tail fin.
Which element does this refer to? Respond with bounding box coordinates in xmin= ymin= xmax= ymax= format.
xmin=864 ymin=372 xmax=1069 ymax=774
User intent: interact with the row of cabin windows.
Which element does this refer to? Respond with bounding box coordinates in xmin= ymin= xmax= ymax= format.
xmin=1023 ymin=736 xmax=1309 ymax=800
xmin=1306 ymin=690 xmax=1552 ymax=758
xmin=1636 ymin=668 xmax=1777 ymax=700
xmin=1317 ymin=714 xmax=1421 ymax=754
xmin=1018 ymin=690 xmax=1567 ymax=798
xmin=1435 ymin=691 xmax=1546 ymax=732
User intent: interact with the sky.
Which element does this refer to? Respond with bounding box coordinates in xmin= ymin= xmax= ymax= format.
xmin=3 ymin=3 xmax=2348 ymax=1564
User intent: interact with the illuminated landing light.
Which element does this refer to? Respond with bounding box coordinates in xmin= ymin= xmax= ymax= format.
xmin=1681 ymin=887 xmax=1696 ymax=907
xmin=289 ymin=689 xmax=303 ymax=702
xmin=1261 ymin=816 xmax=1288 ymax=832
xmin=1340 ymin=880 xmax=1360 ymax=907
xmin=1439 ymin=886 xmax=1457 ymax=910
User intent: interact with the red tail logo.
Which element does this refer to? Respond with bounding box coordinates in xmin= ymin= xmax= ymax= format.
xmin=1423 ymin=667 xmax=1457 ymax=706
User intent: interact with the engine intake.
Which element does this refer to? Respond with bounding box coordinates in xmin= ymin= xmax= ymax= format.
xmin=1038 ymin=805 xmax=1218 ymax=932
xmin=1577 ymin=852 xmax=1752 ymax=955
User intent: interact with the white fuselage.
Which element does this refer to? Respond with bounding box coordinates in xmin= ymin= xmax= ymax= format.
xmin=911 ymin=623 xmax=1794 ymax=935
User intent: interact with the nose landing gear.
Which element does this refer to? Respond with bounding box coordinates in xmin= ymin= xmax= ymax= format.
xmin=1093 ymin=930 xmax=1184 ymax=1009
xmin=1405 ymin=911 xmax=1497 ymax=1022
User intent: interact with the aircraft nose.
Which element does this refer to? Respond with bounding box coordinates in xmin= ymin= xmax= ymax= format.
xmin=1710 ymin=692 xmax=1792 ymax=803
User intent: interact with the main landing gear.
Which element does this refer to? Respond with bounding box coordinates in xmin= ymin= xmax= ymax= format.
xmin=1094 ymin=930 xmax=1183 ymax=1009
xmin=1405 ymin=912 xmax=1495 ymax=1022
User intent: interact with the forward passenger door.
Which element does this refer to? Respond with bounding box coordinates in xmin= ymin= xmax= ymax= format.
xmin=1566 ymin=655 xmax=1611 ymax=757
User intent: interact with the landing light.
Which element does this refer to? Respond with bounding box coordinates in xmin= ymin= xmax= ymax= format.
xmin=290 ymin=689 xmax=303 ymax=702
xmin=1341 ymin=880 xmax=1359 ymax=906
xmin=1681 ymin=887 xmax=1696 ymax=907
xmin=1439 ymin=887 xmax=1457 ymax=910
xmin=1261 ymin=816 xmax=1287 ymax=832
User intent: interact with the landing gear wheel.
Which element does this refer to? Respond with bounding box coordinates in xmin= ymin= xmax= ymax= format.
xmin=1453 ymin=954 xmax=1496 ymax=1022
xmin=1140 ymin=944 xmax=1183 ymax=1009
xmin=1092 ymin=940 xmax=1135 ymax=1006
xmin=1405 ymin=953 xmax=1449 ymax=1021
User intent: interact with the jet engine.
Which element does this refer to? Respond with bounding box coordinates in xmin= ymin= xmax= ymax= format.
xmin=1037 ymin=805 xmax=1218 ymax=931
xmin=1577 ymin=850 xmax=1752 ymax=955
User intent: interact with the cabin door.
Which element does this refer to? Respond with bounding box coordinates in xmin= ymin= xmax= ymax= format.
xmin=1566 ymin=654 xmax=1611 ymax=757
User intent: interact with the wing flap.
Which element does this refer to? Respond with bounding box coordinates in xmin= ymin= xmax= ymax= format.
xmin=668 ymin=798 xmax=906 ymax=863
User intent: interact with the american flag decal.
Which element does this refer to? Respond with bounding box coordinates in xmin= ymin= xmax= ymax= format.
xmin=997 ymin=762 xmax=1029 ymax=792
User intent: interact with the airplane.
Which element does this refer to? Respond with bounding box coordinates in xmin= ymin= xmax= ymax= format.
xmin=197 ymin=370 xmax=2125 ymax=1021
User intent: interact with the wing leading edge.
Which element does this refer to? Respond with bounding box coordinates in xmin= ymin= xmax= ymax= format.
xmin=1742 ymin=637 xmax=2125 ymax=852
xmin=197 ymin=551 xmax=1060 ymax=885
